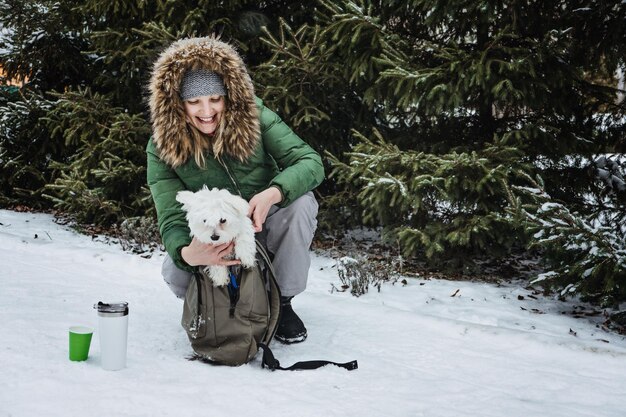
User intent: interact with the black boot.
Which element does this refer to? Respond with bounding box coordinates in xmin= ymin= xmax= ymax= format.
xmin=274 ymin=296 xmax=307 ymax=344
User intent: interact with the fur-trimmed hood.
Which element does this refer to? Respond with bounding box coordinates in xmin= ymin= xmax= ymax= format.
xmin=148 ymin=36 xmax=260 ymax=168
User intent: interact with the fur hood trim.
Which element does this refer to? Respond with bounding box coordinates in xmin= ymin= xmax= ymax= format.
xmin=148 ymin=36 xmax=260 ymax=168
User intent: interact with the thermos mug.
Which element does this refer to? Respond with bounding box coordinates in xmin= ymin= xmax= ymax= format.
xmin=94 ymin=301 xmax=129 ymax=371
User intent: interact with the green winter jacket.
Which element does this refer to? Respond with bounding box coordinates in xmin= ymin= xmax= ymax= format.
xmin=146 ymin=98 xmax=324 ymax=271
xmin=146 ymin=37 xmax=324 ymax=271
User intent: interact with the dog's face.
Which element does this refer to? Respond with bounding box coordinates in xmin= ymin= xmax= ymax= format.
xmin=176 ymin=187 xmax=250 ymax=244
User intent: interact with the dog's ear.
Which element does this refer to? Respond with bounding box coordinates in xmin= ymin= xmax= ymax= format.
xmin=175 ymin=190 xmax=195 ymax=210
xmin=225 ymin=196 xmax=250 ymax=217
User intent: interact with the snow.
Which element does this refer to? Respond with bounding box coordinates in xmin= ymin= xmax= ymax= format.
xmin=369 ymin=176 xmax=407 ymax=196
xmin=0 ymin=28 xmax=12 ymax=55
xmin=532 ymin=271 xmax=559 ymax=283
xmin=2 ymin=209 xmax=626 ymax=417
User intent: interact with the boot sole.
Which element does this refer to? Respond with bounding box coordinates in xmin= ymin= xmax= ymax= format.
xmin=274 ymin=332 xmax=308 ymax=344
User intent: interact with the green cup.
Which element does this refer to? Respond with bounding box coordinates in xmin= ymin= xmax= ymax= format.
xmin=69 ymin=326 xmax=94 ymax=361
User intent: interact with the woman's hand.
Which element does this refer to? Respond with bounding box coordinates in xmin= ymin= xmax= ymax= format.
xmin=180 ymin=238 xmax=240 ymax=267
xmin=248 ymin=186 xmax=283 ymax=232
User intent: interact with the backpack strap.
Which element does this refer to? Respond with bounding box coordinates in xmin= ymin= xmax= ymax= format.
xmin=255 ymin=241 xmax=282 ymax=345
xmin=258 ymin=343 xmax=358 ymax=371
xmin=254 ymin=240 xmax=358 ymax=372
xmin=192 ymin=270 xmax=204 ymax=305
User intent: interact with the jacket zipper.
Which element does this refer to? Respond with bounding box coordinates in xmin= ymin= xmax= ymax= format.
xmin=218 ymin=157 xmax=243 ymax=197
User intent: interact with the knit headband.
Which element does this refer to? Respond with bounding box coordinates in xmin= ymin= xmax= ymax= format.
xmin=180 ymin=69 xmax=226 ymax=100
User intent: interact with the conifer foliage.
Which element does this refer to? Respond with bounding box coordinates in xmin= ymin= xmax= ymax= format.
xmin=509 ymin=157 xmax=626 ymax=306
xmin=256 ymin=0 xmax=626 ymax=299
xmin=1 ymin=0 xmax=88 ymax=207
xmin=0 ymin=0 xmax=313 ymax=222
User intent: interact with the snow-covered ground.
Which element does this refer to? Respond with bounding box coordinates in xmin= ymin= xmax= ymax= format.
xmin=1 ymin=209 xmax=625 ymax=417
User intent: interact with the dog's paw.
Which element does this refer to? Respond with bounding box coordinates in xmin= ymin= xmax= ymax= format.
xmin=235 ymin=237 xmax=257 ymax=268
xmin=238 ymin=251 xmax=256 ymax=268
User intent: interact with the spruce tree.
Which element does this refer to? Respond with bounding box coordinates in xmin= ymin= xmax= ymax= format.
xmin=508 ymin=165 xmax=626 ymax=306
xmin=0 ymin=0 xmax=88 ymax=208
xmin=1 ymin=0 xmax=317 ymax=223
xmin=257 ymin=0 xmax=626 ymax=281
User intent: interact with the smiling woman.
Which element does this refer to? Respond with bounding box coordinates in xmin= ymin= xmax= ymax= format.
xmin=183 ymin=94 xmax=225 ymax=135
xmin=146 ymin=36 xmax=325 ymax=344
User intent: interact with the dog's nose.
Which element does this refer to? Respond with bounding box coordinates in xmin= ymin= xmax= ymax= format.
xmin=210 ymin=234 xmax=220 ymax=241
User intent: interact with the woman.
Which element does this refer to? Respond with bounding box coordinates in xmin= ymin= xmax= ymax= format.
xmin=146 ymin=36 xmax=324 ymax=344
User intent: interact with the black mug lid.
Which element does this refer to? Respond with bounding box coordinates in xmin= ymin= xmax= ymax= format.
xmin=94 ymin=301 xmax=129 ymax=315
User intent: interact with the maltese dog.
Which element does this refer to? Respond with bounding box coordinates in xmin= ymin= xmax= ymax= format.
xmin=176 ymin=186 xmax=257 ymax=286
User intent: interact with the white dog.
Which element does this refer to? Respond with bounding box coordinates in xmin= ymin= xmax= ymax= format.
xmin=176 ymin=186 xmax=257 ymax=287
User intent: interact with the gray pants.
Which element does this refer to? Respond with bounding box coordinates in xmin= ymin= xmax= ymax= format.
xmin=162 ymin=192 xmax=318 ymax=299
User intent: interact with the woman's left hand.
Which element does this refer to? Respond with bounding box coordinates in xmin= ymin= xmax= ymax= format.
xmin=248 ymin=186 xmax=283 ymax=232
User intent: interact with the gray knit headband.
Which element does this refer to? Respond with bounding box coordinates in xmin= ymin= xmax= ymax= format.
xmin=180 ymin=69 xmax=226 ymax=100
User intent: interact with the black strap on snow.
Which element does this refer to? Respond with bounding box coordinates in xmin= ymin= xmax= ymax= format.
xmin=258 ymin=343 xmax=358 ymax=372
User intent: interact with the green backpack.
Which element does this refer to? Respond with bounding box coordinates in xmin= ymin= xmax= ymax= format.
xmin=181 ymin=240 xmax=358 ymax=371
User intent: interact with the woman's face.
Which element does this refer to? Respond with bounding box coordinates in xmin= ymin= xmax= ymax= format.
xmin=183 ymin=95 xmax=225 ymax=135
